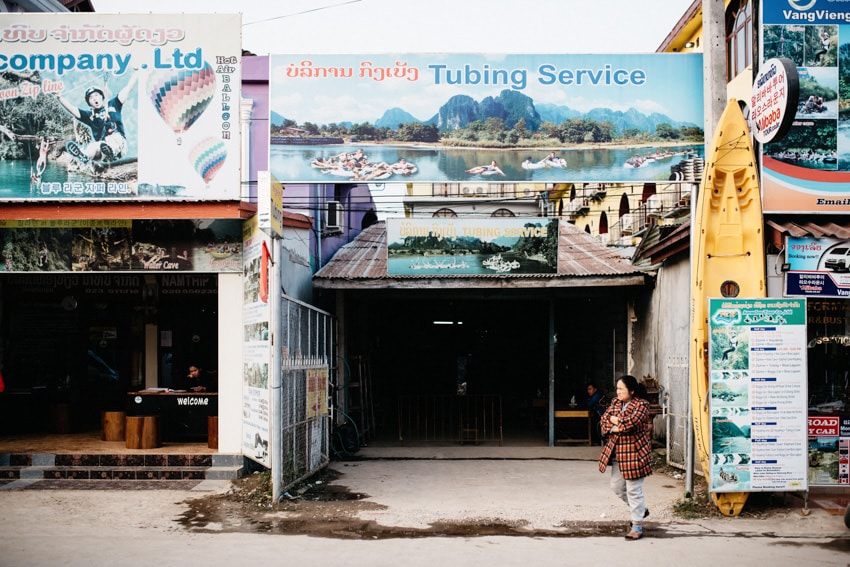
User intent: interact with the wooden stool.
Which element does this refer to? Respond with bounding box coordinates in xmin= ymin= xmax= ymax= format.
xmin=207 ymin=416 xmax=219 ymax=450
xmin=125 ymin=415 xmax=161 ymax=449
xmin=101 ymin=411 xmax=126 ymax=441
xmin=459 ymin=425 xmax=479 ymax=445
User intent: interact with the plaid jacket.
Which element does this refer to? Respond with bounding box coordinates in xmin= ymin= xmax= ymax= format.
xmin=598 ymin=397 xmax=652 ymax=479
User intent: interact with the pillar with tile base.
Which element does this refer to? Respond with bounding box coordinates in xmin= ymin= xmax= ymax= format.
xmin=207 ymin=416 xmax=218 ymax=449
xmin=125 ymin=415 xmax=161 ymax=449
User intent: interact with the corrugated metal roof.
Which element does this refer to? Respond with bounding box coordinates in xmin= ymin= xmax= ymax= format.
xmin=766 ymin=218 xmax=850 ymax=239
xmin=632 ymin=219 xmax=690 ymax=268
xmin=317 ymin=222 xmax=388 ymax=280
xmin=314 ymin=220 xmax=646 ymax=289
xmin=557 ymin=223 xmax=642 ymax=276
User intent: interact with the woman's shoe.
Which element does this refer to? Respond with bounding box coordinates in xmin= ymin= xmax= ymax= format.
xmin=624 ymin=530 xmax=643 ymax=541
xmin=629 ymin=508 xmax=650 ymax=527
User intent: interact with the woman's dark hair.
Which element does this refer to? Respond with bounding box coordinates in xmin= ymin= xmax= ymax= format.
xmin=618 ymin=374 xmax=647 ymax=399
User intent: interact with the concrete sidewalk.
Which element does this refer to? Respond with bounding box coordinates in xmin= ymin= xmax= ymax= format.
xmin=1 ymin=443 xmax=848 ymax=567
xmin=329 ymin=444 xmax=850 ymax=538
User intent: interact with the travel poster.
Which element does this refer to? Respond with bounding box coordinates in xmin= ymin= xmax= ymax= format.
xmin=759 ymin=1 xmax=850 ymax=212
xmin=708 ymin=298 xmax=808 ymax=493
xmin=268 ymin=53 xmax=704 ymax=183
xmin=0 ymin=13 xmax=240 ymax=200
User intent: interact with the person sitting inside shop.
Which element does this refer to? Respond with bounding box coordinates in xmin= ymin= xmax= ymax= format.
xmin=180 ymin=363 xmax=217 ymax=392
xmin=585 ymin=382 xmax=608 ymax=443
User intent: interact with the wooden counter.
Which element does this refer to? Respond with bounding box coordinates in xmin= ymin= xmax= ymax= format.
xmin=127 ymin=390 xmax=218 ymax=442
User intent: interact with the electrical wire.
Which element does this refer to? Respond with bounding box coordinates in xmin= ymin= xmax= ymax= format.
xmin=243 ymin=0 xmax=363 ymax=26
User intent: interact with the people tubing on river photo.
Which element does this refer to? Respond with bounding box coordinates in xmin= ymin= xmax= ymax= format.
xmin=465 ymin=160 xmax=505 ymax=176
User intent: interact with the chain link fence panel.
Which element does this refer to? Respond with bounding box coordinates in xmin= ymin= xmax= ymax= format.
xmin=277 ymin=296 xmax=333 ymax=493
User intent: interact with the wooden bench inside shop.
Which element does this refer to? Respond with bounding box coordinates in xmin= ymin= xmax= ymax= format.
xmin=554 ymin=409 xmax=592 ymax=446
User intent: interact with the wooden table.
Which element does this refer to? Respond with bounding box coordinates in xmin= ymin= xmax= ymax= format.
xmin=554 ymin=409 xmax=592 ymax=446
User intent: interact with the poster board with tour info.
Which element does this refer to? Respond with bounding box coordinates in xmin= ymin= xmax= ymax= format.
xmin=707 ymin=298 xmax=808 ymax=494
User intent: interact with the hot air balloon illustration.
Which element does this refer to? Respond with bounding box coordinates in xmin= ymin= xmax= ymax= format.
xmin=190 ymin=136 xmax=227 ymax=184
xmin=148 ymin=62 xmax=216 ymax=144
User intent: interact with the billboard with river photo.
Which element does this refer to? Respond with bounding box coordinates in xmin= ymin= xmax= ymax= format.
xmin=268 ymin=53 xmax=705 ymax=183
xmin=386 ymin=217 xmax=558 ymax=276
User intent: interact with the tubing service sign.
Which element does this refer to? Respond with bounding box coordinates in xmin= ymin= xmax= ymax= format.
xmin=386 ymin=218 xmax=558 ymax=276
xmin=268 ymin=54 xmax=704 ymax=183
xmin=708 ymin=298 xmax=808 ymax=493
xmin=0 ymin=14 xmax=240 ymax=201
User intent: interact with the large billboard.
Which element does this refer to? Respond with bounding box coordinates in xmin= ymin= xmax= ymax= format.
xmin=760 ymin=1 xmax=850 ymax=212
xmin=268 ymin=53 xmax=704 ymax=183
xmin=0 ymin=14 xmax=240 ymax=201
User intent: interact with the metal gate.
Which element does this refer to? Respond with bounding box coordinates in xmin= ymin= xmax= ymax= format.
xmin=277 ymin=295 xmax=334 ymax=492
xmin=665 ymin=355 xmax=689 ymax=470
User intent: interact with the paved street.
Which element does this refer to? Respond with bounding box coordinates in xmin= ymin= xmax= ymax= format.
xmin=3 ymin=446 xmax=849 ymax=566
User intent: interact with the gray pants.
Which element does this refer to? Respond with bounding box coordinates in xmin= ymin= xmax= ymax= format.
xmin=609 ymin=460 xmax=646 ymax=530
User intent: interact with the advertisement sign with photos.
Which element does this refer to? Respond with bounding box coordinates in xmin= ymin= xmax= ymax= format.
xmin=784 ymin=236 xmax=850 ymax=298
xmin=241 ymin=215 xmax=271 ymax=467
xmin=0 ymin=219 xmax=242 ymax=273
xmin=0 ymin=13 xmax=240 ymax=200
xmin=708 ymin=298 xmax=808 ymax=493
xmin=759 ymin=1 xmax=850 ymax=212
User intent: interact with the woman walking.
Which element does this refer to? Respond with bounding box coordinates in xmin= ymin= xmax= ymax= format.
xmin=598 ymin=374 xmax=653 ymax=540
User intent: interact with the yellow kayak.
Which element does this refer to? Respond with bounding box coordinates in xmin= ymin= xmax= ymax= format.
xmin=690 ymin=99 xmax=765 ymax=517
